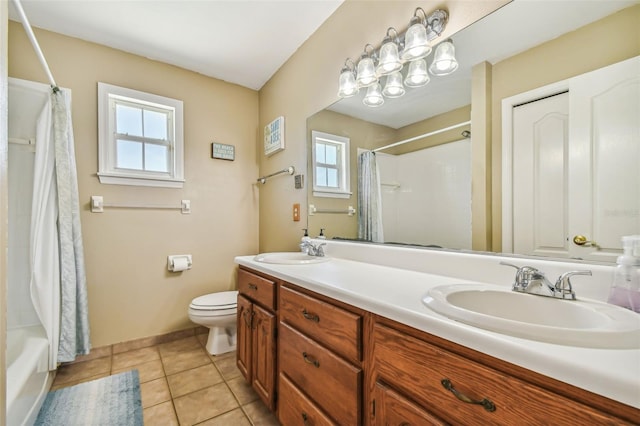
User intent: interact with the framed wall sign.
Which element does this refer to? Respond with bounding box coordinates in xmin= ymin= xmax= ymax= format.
xmin=211 ymin=143 xmax=235 ymax=160
xmin=264 ymin=116 xmax=285 ymax=156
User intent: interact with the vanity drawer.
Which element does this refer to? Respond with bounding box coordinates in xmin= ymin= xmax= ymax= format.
xmin=279 ymin=323 xmax=361 ymax=425
xmin=278 ymin=373 xmax=336 ymax=426
xmin=371 ymin=322 xmax=632 ymax=425
xmin=238 ymin=268 xmax=276 ymax=310
xmin=280 ymin=284 xmax=362 ymax=363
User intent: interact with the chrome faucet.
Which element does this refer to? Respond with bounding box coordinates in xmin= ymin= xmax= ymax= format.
xmin=500 ymin=262 xmax=591 ymax=300
xmin=300 ymin=241 xmax=326 ymax=257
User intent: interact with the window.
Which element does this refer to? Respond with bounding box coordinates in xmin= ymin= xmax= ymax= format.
xmin=311 ymin=131 xmax=351 ymax=198
xmin=98 ymin=83 xmax=184 ymax=188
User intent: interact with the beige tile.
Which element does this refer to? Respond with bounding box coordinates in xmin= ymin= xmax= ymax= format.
xmin=158 ymin=336 xmax=202 ymax=358
xmin=196 ymin=332 xmax=207 ymax=347
xmin=50 ymin=372 xmax=111 ymax=391
xmin=227 ymin=376 xmax=259 ymax=405
xmin=173 ymin=383 xmax=239 ymax=425
xmin=112 ymin=329 xmax=196 ymax=354
xmin=161 ymin=347 xmax=211 ymax=376
xmin=112 ymin=346 xmax=160 ymax=370
xmin=68 ymin=345 xmax=112 ymax=363
xmin=53 ymin=356 xmax=111 ymax=385
xmin=243 ymin=400 xmax=280 ymax=426
xmin=197 ymin=408 xmax=251 ymax=426
xmin=143 ymin=400 xmax=179 ymax=426
xmin=112 ymin=336 xmax=160 ymax=354
xmin=166 ymin=363 xmax=223 ymax=398
xmin=212 ymin=353 xmax=241 ymax=381
xmin=141 ymin=377 xmax=171 ymax=408
xmin=113 ymin=359 xmax=165 ymax=384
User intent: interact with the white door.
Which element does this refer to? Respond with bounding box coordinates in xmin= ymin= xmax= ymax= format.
xmin=509 ymin=56 xmax=639 ymax=262
xmin=568 ymin=56 xmax=639 ymax=262
xmin=512 ymin=92 xmax=569 ymax=258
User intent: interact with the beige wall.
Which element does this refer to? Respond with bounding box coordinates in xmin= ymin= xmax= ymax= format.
xmin=8 ymin=22 xmax=259 ymax=347
xmin=258 ymin=0 xmax=510 ymax=252
xmin=489 ymin=4 xmax=640 ymax=252
xmin=306 ymin=109 xmax=396 ymax=239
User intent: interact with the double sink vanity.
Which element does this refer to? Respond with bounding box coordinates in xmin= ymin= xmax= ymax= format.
xmin=235 ymin=240 xmax=640 ymax=425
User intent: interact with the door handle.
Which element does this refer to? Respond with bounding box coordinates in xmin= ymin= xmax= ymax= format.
xmin=573 ymin=235 xmax=597 ymax=247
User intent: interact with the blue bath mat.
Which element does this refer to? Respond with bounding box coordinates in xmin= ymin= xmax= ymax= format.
xmin=35 ymin=370 xmax=143 ymax=426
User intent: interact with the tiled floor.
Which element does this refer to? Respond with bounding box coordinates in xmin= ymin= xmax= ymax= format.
xmin=51 ymin=333 xmax=280 ymax=425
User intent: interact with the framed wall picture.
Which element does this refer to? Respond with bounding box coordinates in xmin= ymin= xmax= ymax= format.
xmin=264 ymin=116 xmax=285 ymax=156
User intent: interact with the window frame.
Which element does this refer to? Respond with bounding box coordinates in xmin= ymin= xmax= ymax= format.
xmin=97 ymin=82 xmax=184 ymax=188
xmin=311 ymin=130 xmax=351 ymax=198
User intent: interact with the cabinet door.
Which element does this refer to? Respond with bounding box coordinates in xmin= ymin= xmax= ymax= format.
xmin=252 ymin=303 xmax=277 ymax=411
xmin=373 ymin=382 xmax=447 ymax=426
xmin=236 ymin=294 xmax=253 ymax=382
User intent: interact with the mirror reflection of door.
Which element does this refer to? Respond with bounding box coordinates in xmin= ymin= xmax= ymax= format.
xmin=508 ymin=56 xmax=640 ymax=262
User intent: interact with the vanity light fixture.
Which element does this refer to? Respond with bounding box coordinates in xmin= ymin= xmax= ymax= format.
xmin=338 ymin=7 xmax=456 ymax=107
xmin=376 ymin=28 xmax=403 ymax=76
xmin=363 ymin=82 xmax=385 ymax=107
xmin=429 ymin=39 xmax=459 ymax=76
xmin=382 ymin=71 xmax=406 ymax=98
xmin=337 ymin=58 xmax=358 ymax=98
xmin=404 ymin=58 xmax=430 ymax=88
xmin=401 ymin=8 xmax=431 ymax=61
xmin=356 ymin=44 xmax=378 ymax=88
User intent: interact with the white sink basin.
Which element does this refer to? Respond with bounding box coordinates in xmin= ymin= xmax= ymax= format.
xmin=253 ymin=252 xmax=330 ymax=265
xmin=423 ymin=284 xmax=640 ymax=349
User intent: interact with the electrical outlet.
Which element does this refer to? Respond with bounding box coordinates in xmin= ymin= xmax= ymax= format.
xmin=293 ymin=203 xmax=300 ymax=221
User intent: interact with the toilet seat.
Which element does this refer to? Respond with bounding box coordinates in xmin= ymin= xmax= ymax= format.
xmin=189 ymin=290 xmax=238 ymax=312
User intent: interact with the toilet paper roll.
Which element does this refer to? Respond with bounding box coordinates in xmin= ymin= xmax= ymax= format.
xmin=172 ymin=257 xmax=190 ymax=272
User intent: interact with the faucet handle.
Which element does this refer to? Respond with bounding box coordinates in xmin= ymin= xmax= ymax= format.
xmin=500 ymin=262 xmax=542 ymax=290
xmin=554 ymin=270 xmax=592 ymax=299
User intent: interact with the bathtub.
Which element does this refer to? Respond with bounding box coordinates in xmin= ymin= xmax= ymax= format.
xmin=6 ymin=325 xmax=52 ymax=426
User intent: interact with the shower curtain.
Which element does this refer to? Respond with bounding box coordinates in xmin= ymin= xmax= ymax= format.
xmin=30 ymin=88 xmax=90 ymax=369
xmin=357 ymin=151 xmax=384 ymax=243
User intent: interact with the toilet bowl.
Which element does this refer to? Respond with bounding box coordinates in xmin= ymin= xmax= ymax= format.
xmin=188 ymin=290 xmax=238 ymax=355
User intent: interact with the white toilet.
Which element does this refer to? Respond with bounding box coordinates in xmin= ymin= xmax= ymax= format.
xmin=188 ymin=290 xmax=238 ymax=355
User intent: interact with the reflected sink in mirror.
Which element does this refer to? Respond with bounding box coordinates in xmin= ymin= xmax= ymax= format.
xmin=423 ymin=284 xmax=640 ymax=349
xmin=254 ymin=252 xmax=330 ymax=265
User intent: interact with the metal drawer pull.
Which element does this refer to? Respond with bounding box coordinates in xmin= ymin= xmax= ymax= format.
xmin=301 ymin=309 xmax=320 ymax=322
xmin=441 ymin=378 xmax=496 ymax=412
xmin=248 ymin=283 xmax=258 ymax=290
xmin=302 ymin=352 xmax=320 ymax=368
xmin=302 ymin=412 xmax=309 ymax=426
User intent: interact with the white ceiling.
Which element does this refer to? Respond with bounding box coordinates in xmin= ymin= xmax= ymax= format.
xmin=9 ymin=0 xmax=344 ymax=91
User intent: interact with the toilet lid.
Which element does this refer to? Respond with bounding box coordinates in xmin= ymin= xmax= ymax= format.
xmin=190 ymin=290 xmax=238 ymax=310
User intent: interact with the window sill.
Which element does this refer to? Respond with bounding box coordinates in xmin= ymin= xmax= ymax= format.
xmin=312 ymin=191 xmax=352 ymax=199
xmin=98 ymin=173 xmax=184 ymax=189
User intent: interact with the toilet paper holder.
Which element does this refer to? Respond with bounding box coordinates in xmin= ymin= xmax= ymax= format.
xmin=167 ymin=255 xmax=192 ymax=272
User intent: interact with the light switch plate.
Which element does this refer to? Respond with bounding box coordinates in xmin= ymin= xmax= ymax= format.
xmin=294 ymin=174 xmax=304 ymax=189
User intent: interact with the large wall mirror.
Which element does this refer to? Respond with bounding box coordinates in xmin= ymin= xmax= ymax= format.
xmin=307 ymin=0 xmax=639 ymax=262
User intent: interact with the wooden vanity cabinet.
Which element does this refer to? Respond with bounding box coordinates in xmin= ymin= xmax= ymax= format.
xmin=237 ymin=267 xmax=277 ymax=411
xmin=367 ymin=315 xmax=640 ymax=426
xmin=278 ymin=284 xmax=364 ymax=425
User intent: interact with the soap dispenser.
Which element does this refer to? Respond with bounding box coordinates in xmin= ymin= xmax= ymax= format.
xmin=318 ymin=228 xmax=326 ymax=239
xmin=607 ymin=235 xmax=640 ymax=312
xmin=300 ymin=229 xmax=311 ymax=253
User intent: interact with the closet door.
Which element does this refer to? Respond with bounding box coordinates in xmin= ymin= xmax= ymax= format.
xmin=568 ymin=56 xmax=640 ymax=262
xmin=512 ymin=92 xmax=569 ymax=258
xmin=509 ymin=56 xmax=639 ymax=261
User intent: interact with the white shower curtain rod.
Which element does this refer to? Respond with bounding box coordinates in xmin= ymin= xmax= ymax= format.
xmin=373 ymin=120 xmax=471 ymax=153
xmin=11 ymin=0 xmax=58 ymax=90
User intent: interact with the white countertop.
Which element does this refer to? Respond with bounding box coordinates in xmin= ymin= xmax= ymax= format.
xmin=235 ymin=244 xmax=640 ymax=409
